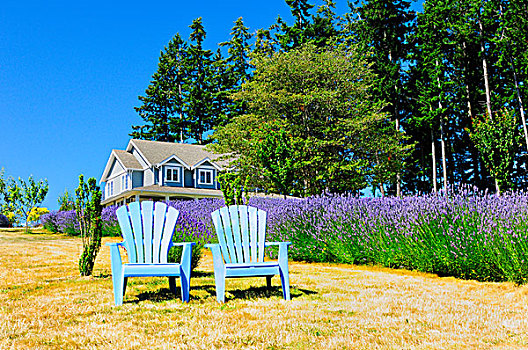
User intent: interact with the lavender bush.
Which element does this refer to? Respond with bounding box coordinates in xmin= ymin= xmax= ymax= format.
xmin=41 ymin=210 xmax=78 ymax=235
xmin=261 ymin=187 xmax=528 ymax=285
xmin=42 ymin=206 xmax=120 ymax=237
xmin=42 ymin=188 xmax=528 ymax=284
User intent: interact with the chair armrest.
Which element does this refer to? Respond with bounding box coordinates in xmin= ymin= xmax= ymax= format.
xmin=205 ymin=244 xmax=225 ymax=267
xmin=172 ymin=242 xmax=196 ymax=247
xmin=265 ymin=242 xmax=291 ymax=247
xmin=265 ymin=242 xmax=290 ymax=263
xmin=107 ymin=242 xmax=124 ymax=269
xmin=106 ymin=242 xmax=125 ymax=247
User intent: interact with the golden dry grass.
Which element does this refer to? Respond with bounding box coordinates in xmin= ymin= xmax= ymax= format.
xmin=1 ymin=229 xmax=528 ymax=349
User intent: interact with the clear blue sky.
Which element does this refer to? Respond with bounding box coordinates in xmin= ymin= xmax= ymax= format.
xmin=1 ymin=0 xmax=422 ymax=210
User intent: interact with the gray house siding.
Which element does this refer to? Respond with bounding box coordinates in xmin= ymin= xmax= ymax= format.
xmin=108 ymin=160 xmax=124 ymax=178
xmin=131 ymin=147 xmax=149 ymax=168
xmin=144 ymin=167 xmax=155 ymax=186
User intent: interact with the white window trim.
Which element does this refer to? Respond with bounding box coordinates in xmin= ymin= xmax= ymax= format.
xmin=165 ymin=166 xmax=181 ymax=183
xmin=197 ymin=169 xmax=214 ymax=185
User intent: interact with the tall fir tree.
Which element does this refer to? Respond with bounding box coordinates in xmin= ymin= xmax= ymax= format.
xmin=185 ymin=17 xmax=216 ymax=144
xmin=351 ymin=0 xmax=415 ymax=196
xmin=131 ymin=34 xmax=188 ymax=142
xmin=219 ymin=18 xmax=252 ymax=123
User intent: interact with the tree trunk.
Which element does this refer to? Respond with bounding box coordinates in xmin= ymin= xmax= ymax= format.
xmin=511 ymin=58 xmax=528 ymax=151
xmin=436 ymin=58 xmax=448 ymax=191
xmin=440 ymin=119 xmax=448 ymax=191
xmin=179 ymin=82 xmax=184 ymax=143
xmin=388 ymin=45 xmax=401 ymax=198
xmin=431 ymin=128 xmax=437 ymax=193
xmin=478 ymin=16 xmax=493 ymax=117
xmin=395 ymin=116 xmax=401 ymax=197
xmin=379 ymin=184 xmax=385 ymax=197
xmin=463 ymin=41 xmax=474 ymax=120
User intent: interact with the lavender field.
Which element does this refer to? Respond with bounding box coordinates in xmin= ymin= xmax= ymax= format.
xmin=42 ymin=187 xmax=528 ymax=284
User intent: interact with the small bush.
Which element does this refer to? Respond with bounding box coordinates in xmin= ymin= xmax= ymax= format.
xmin=41 ymin=211 xmax=59 ymax=232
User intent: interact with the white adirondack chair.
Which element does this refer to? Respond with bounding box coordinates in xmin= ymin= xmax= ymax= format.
xmin=206 ymin=205 xmax=291 ymax=303
xmin=107 ymin=201 xmax=194 ymax=306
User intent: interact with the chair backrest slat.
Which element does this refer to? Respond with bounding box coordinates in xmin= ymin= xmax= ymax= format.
xmin=160 ymin=206 xmax=179 ymax=263
xmin=238 ymin=206 xmax=251 ymax=263
xmin=229 ymin=205 xmax=244 ymax=264
xmin=152 ymin=203 xmax=167 ymax=263
xmin=212 ymin=205 xmax=267 ymax=264
xmin=248 ymin=206 xmax=259 ymax=263
xmin=141 ymin=201 xmax=154 ymax=263
xmin=116 ymin=205 xmax=137 ymax=263
xmin=212 ymin=210 xmax=231 ymax=263
xmin=129 ymin=202 xmax=144 ymax=263
xmin=219 ymin=207 xmax=237 ymax=263
xmin=257 ymin=210 xmax=267 ymax=262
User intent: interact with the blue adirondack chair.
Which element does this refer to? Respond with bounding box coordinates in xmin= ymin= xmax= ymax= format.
xmin=206 ymin=205 xmax=291 ymax=303
xmin=106 ymin=201 xmax=194 ymax=306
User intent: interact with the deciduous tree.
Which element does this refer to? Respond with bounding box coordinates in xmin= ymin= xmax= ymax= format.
xmin=5 ymin=176 xmax=48 ymax=232
xmin=468 ymin=109 xmax=520 ymax=193
xmin=212 ymin=43 xmax=409 ymax=196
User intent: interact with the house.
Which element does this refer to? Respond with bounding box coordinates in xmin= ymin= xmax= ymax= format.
xmin=100 ymin=139 xmax=227 ymax=207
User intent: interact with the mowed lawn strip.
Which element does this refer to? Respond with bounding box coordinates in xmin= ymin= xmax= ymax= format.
xmin=1 ymin=229 xmax=527 ymax=349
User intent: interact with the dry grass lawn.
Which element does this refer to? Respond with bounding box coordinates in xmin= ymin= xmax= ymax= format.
xmin=1 ymin=228 xmax=528 ymax=349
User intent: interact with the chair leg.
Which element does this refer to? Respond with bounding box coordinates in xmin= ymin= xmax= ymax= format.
xmin=266 ymin=276 xmax=272 ymax=289
xmin=169 ymin=276 xmax=178 ymax=296
xmin=279 ymin=265 xmax=291 ymax=301
xmin=214 ymin=269 xmax=226 ymax=303
xmin=180 ymin=271 xmax=191 ymax=303
xmin=109 ymin=245 xmax=125 ymax=306
xmin=179 ymin=243 xmax=193 ymax=303
xmin=110 ymin=266 xmax=125 ymax=306
xmin=113 ymin=273 xmax=125 ymax=306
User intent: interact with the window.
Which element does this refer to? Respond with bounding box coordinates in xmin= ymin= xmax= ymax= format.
xmin=121 ymin=174 xmax=130 ymax=191
xmin=165 ymin=167 xmax=180 ymax=183
xmin=198 ymin=169 xmax=214 ymax=185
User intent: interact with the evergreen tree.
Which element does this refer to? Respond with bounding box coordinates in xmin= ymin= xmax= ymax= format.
xmin=273 ymin=0 xmax=340 ymax=50
xmin=219 ymin=18 xmax=252 ymax=123
xmin=185 ymin=17 xmax=216 ymax=144
xmin=131 ymin=34 xmax=188 ymax=142
xmin=212 ymin=44 xmax=409 ymax=196
xmin=351 ymin=0 xmax=415 ymax=196
xmin=275 ymin=0 xmax=315 ymax=50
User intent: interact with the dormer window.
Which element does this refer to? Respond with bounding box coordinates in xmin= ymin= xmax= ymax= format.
xmin=198 ymin=169 xmax=214 ymax=185
xmin=166 ymin=166 xmax=180 ymax=183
